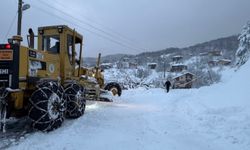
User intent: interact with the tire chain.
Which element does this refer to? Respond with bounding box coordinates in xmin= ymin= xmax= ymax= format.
xmin=28 ymin=81 xmax=65 ymax=132
xmin=64 ymin=83 xmax=86 ymax=118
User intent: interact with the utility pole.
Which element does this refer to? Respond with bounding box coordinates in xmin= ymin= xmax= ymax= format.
xmin=163 ymin=61 xmax=166 ymax=79
xmin=17 ymin=0 xmax=23 ymax=36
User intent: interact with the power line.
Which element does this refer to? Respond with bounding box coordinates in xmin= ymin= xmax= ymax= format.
xmin=52 ymin=0 xmax=137 ymax=44
xmin=31 ymin=1 xmax=144 ymax=51
xmin=35 ymin=0 xmax=145 ymax=52
xmin=2 ymin=12 xmax=18 ymax=43
xmin=36 ymin=0 xmax=142 ymax=50
xmin=30 ymin=4 xmax=143 ymax=52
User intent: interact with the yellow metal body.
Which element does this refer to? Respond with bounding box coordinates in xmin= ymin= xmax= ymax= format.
xmin=9 ymin=25 xmax=106 ymax=114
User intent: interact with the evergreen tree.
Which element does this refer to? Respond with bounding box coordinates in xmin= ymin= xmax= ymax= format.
xmin=236 ymin=21 xmax=250 ymax=67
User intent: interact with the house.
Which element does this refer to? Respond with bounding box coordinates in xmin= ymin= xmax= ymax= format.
xmin=147 ymin=63 xmax=157 ymax=69
xmin=208 ymin=50 xmax=222 ymax=56
xmin=172 ymin=72 xmax=196 ymax=89
xmin=129 ymin=62 xmax=138 ymax=69
xmin=100 ymin=63 xmax=113 ymax=70
xmin=172 ymin=55 xmax=183 ymax=63
xmin=117 ymin=62 xmax=129 ymax=69
xmin=208 ymin=60 xmax=218 ymax=67
xmin=122 ymin=57 xmax=130 ymax=62
xmin=208 ymin=59 xmax=231 ymax=67
xmin=170 ymin=64 xmax=187 ymax=72
xmin=217 ymin=59 xmax=231 ymax=66
xmin=199 ymin=52 xmax=209 ymax=56
xmin=117 ymin=57 xmax=130 ymax=69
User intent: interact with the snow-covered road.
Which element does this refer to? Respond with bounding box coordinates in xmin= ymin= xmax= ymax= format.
xmin=4 ymin=87 xmax=250 ymax=150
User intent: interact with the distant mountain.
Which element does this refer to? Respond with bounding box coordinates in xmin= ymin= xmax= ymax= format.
xmin=83 ymin=54 xmax=133 ymax=67
xmin=83 ymin=57 xmax=98 ymax=67
xmin=84 ymin=35 xmax=239 ymax=67
xmin=134 ymin=35 xmax=238 ymax=65
xmin=102 ymin=54 xmax=134 ymax=63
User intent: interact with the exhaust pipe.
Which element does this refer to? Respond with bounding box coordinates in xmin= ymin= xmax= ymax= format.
xmin=28 ymin=28 xmax=34 ymax=49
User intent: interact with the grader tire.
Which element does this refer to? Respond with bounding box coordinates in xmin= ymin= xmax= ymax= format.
xmin=64 ymin=83 xmax=86 ymax=118
xmin=104 ymin=82 xmax=122 ymax=96
xmin=28 ymin=82 xmax=65 ymax=132
xmin=0 ymin=88 xmax=8 ymax=132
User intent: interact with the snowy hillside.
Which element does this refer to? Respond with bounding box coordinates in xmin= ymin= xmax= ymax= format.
xmin=85 ymin=35 xmax=239 ymax=87
xmin=2 ymin=59 xmax=249 ymax=150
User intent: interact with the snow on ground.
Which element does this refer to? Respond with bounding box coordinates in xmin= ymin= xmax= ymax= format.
xmin=104 ymin=68 xmax=163 ymax=88
xmin=3 ymin=62 xmax=250 ymax=150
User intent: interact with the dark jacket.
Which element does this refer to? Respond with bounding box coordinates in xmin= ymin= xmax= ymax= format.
xmin=165 ymin=81 xmax=171 ymax=87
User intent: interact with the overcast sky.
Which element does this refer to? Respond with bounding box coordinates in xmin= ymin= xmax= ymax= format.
xmin=1 ymin=0 xmax=250 ymax=57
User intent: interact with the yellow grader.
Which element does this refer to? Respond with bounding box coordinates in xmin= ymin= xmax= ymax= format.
xmin=0 ymin=25 xmax=122 ymax=132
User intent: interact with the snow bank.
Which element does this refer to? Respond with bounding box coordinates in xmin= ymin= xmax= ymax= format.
xmin=197 ymin=60 xmax=250 ymax=108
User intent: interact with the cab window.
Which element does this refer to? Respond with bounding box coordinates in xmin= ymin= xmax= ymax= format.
xmin=42 ymin=36 xmax=60 ymax=53
xmin=67 ymin=35 xmax=73 ymax=65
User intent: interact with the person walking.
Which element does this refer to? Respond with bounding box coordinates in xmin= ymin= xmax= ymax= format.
xmin=165 ymin=80 xmax=171 ymax=93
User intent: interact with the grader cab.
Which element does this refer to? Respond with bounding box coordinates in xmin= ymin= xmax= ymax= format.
xmin=0 ymin=25 xmax=122 ymax=132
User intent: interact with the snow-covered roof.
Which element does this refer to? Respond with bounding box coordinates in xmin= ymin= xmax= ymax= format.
xmin=160 ymin=54 xmax=171 ymax=58
xmin=101 ymin=63 xmax=112 ymax=65
xmin=208 ymin=50 xmax=222 ymax=56
xmin=172 ymin=55 xmax=183 ymax=58
xmin=147 ymin=63 xmax=157 ymax=65
xmin=171 ymin=64 xmax=187 ymax=67
xmin=199 ymin=52 xmax=208 ymax=56
xmin=218 ymin=59 xmax=231 ymax=62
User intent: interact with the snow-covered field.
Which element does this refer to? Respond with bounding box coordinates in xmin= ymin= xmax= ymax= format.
xmin=1 ymin=61 xmax=250 ymax=150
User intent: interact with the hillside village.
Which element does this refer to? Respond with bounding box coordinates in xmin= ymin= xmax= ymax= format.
xmin=85 ymin=35 xmax=239 ymax=89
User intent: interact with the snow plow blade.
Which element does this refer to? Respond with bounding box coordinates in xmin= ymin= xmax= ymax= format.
xmin=84 ymin=89 xmax=114 ymax=102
